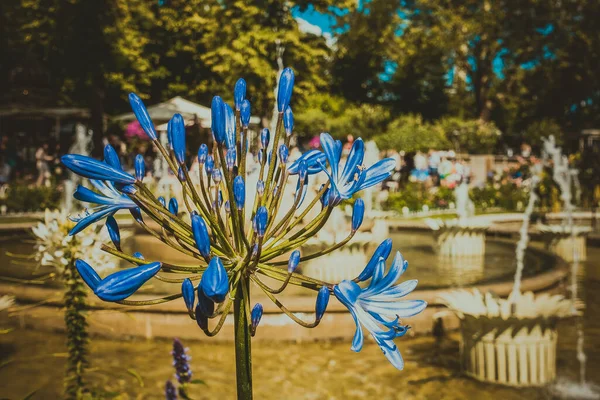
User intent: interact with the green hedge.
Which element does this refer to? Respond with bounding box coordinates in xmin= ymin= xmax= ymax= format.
xmin=3 ymin=183 xmax=62 ymax=212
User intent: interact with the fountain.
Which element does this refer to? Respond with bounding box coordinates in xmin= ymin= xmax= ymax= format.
xmin=440 ymin=139 xmax=584 ymax=387
xmin=63 ymin=123 xmax=93 ymax=213
xmin=426 ymin=179 xmax=489 ymax=257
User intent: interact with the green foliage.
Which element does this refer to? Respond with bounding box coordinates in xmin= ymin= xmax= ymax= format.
xmin=471 ymin=182 xmax=529 ymax=212
xmin=436 ymin=117 xmax=501 ymax=154
xmin=522 ymin=119 xmax=564 ymax=149
xmin=373 ymin=114 xmax=448 ymax=152
xmin=384 ymin=183 xmax=454 ymax=211
xmin=4 ymin=183 xmax=61 ymax=212
xmin=295 ymin=93 xmax=391 ymax=139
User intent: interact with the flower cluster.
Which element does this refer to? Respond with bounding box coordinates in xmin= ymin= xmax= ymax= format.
xmin=32 ymin=209 xmax=117 ymax=273
xmin=61 ymin=67 xmax=425 ymax=371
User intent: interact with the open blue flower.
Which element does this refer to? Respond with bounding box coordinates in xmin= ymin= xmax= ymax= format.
xmin=70 ymin=180 xmax=137 ymax=235
xmin=288 ymin=150 xmax=326 ymax=176
xmin=333 ymin=247 xmax=426 ymax=370
xmin=62 ymin=154 xmax=136 ymax=185
xmin=319 ymin=133 xmax=395 ymax=206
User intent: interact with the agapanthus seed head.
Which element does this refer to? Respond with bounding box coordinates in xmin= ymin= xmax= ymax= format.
xmin=198 ymin=143 xmax=208 ymax=164
xmin=129 ymin=92 xmax=157 ymax=140
xmin=278 ymin=144 xmax=289 ymax=164
xmin=251 ymin=303 xmax=263 ymax=336
xmin=288 ymin=250 xmax=300 ymax=273
xmin=234 ymin=78 xmax=246 ymax=111
xmin=200 ymin=257 xmax=229 ymax=303
xmin=254 ymin=207 xmax=268 ymax=237
xmin=191 ymin=214 xmax=210 ymax=258
xmin=106 ymin=215 xmax=121 ymax=251
xmin=260 ymin=128 xmax=270 ymax=149
xmin=240 ymin=99 xmax=251 ymax=127
xmin=170 ymin=113 xmax=186 ymax=164
xmin=352 ymin=199 xmax=365 ymax=232
xmin=233 ymin=176 xmax=245 ymax=210
xmin=169 ymin=198 xmax=179 ymax=215
xmin=315 ymin=286 xmax=330 ymax=321
xmin=277 ymin=68 xmax=295 ymax=113
xmin=283 ymin=106 xmax=294 ymax=136
xmin=135 ymin=154 xmax=145 ymax=181
xmin=182 ymin=278 xmax=195 ymax=314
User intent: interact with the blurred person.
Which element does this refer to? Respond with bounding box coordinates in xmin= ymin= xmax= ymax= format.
xmin=35 ymin=143 xmax=53 ymax=186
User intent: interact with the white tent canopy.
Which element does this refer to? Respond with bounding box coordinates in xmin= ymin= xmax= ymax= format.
xmin=114 ymin=96 xmax=260 ymax=131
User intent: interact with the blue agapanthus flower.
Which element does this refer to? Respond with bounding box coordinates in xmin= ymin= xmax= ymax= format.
xmin=70 ymin=179 xmax=136 ymax=235
xmin=333 ymin=246 xmax=426 ymax=370
xmin=319 ymin=133 xmax=395 ymax=205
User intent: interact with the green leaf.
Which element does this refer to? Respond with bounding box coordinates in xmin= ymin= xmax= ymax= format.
xmin=189 ymin=379 xmax=206 ymax=385
xmin=127 ymin=368 xmax=144 ymax=387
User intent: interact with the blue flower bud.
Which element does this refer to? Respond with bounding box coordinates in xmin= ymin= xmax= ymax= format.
xmin=234 ymin=78 xmax=246 ymax=111
xmin=191 ymin=214 xmax=210 ymax=258
xmin=169 ymin=198 xmax=179 ymax=215
xmin=233 ymin=176 xmax=245 ymax=210
xmin=135 ymin=154 xmax=145 ymax=181
xmin=61 ymin=154 xmax=135 ymax=185
xmin=260 ymin=128 xmax=270 ymax=149
xmin=218 ymin=190 xmax=223 ymax=209
xmin=198 ymin=143 xmax=208 ymax=164
xmin=226 ymin=148 xmax=236 ymax=170
xmin=223 ymin=103 xmax=236 ymax=149
xmin=240 ymin=99 xmax=251 ymax=127
xmin=205 ymin=155 xmax=214 ymax=175
xmin=167 ymin=117 xmax=174 ymax=150
xmin=75 ymin=259 xmax=102 ymax=291
xmin=104 ymin=144 xmax=121 ymax=170
xmin=251 ymin=303 xmax=263 ymax=336
xmin=178 ymin=166 xmax=186 ymax=181
xmin=195 ymin=303 xmax=209 ymax=331
xmin=170 ymin=113 xmax=186 ymax=164
xmin=278 ymin=144 xmax=289 ymax=164
xmin=158 ymin=196 xmax=166 ymax=208
xmin=200 ymin=257 xmax=229 ymax=303
xmin=120 ymin=185 xmax=137 ymax=196
xmin=352 ymin=199 xmax=365 ymax=232
xmin=106 ymin=215 xmax=121 ymax=251
xmin=196 ymin=287 xmax=215 ymax=317
xmin=257 ymin=149 xmax=264 ymax=163
xmin=277 ymin=68 xmax=295 ymax=113
xmin=288 ymin=250 xmax=300 ymax=273
xmin=211 ymin=96 xmax=226 ymax=144
xmin=182 ymin=278 xmax=195 ymax=313
xmin=129 ymin=93 xmax=157 ymax=140
xmin=356 ymin=238 xmax=393 ymax=282
xmin=320 ymin=185 xmax=330 ymax=207
xmin=130 ymin=208 xmax=143 ymax=224
xmin=315 ymin=286 xmax=330 ymax=320
xmin=224 ymin=200 xmax=231 ymax=213
xmin=254 ymin=206 xmax=268 ymax=237
xmin=256 ymin=180 xmax=265 ymax=196
xmin=283 ymin=106 xmax=294 ymax=136
xmin=212 ymin=168 xmax=222 ymax=183
xmin=298 ymin=160 xmax=308 ymax=181
xmin=85 ymin=261 xmax=162 ymax=302
xmin=133 ymin=252 xmax=144 ymax=260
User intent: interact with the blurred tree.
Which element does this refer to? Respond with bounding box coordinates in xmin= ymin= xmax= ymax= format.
xmin=374 ymin=114 xmax=449 ymax=153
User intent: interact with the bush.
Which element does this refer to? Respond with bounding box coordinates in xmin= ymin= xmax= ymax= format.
xmin=3 ymin=183 xmax=62 ymax=212
xmin=436 ymin=117 xmax=501 ymax=154
xmin=384 ymin=183 xmax=455 ymax=212
xmin=471 ymin=182 xmax=529 ymax=211
xmin=522 ymin=119 xmax=563 ymax=149
xmin=374 ymin=114 xmax=449 ymax=153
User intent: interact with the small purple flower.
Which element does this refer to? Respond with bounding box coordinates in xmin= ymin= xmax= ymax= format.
xmin=171 ymin=338 xmax=192 ymax=384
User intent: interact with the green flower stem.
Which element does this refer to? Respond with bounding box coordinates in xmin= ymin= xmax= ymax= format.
xmin=263 ymin=114 xmax=284 ymax=203
xmin=240 ymin=126 xmax=249 ymax=179
xmin=265 ymin=175 xmax=304 ymax=240
xmin=263 ymin=168 xmax=288 ymax=234
xmin=233 ymin=276 xmax=253 ymax=400
xmin=154 ymin=274 xmax=202 ymax=283
xmin=116 ymin=292 xmax=183 ymax=306
xmin=101 ymin=244 xmax=207 ymax=272
xmin=256 ymin=263 xmax=329 ymax=289
xmin=63 ymin=258 xmax=89 ymax=399
xmin=202 ymin=296 xmax=235 ymax=337
xmin=250 ymin=275 xmax=321 ymax=328
xmin=269 ymin=232 xmax=355 ymax=266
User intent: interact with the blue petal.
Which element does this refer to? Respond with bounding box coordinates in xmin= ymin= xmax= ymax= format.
xmin=95 ymin=262 xmax=162 ymax=302
xmin=360 ymin=299 xmax=428 ymax=318
xmin=340 ymin=139 xmax=365 ymax=185
xmin=319 ymin=133 xmax=340 ymax=178
xmin=62 ymin=154 xmax=135 ymax=184
xmin=349 ymin=307 xmax=364 ymax=352
xmin=333 ymin=280 xmax=361 ymax=307
xmin=369 ymin=279 xmax=418 ymax=301
xmin=69 ymin=206 xmax=118 ymax=235
xmin=129 ymin=93 xmax=157 ymax=140
xmin=357 ymin=239 xmax=393 ymax=282
xmin=106 ymin=215 xmax=121 ymax=250
xmin=357 ymin=158 xmax=395 ymax=191
xmin=104 ymin=144 xmax=122 ymax=170
xmin=376 ymin=337 xmax=405 ymax=370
